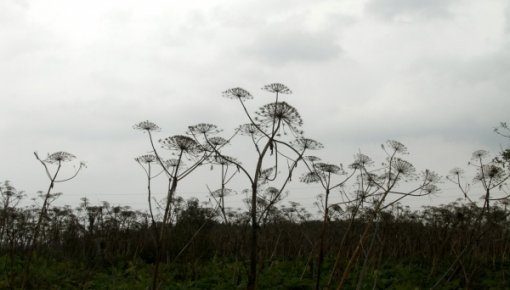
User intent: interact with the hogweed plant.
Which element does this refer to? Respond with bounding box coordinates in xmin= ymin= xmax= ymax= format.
xmin=22 ymin=151 xmax=85 ymax=288
xmin=434 ymin=147 xmax=510 ymax=288
xmin=189 ymin=83 xmax=321 ymax=290
xmin=134 ymin=121 xmax=219 ymax=290
xmin=299 ymin=156 xmax=357 ymax=290
xmin=336 ymin=140 xmax=439 ymax=290
xmin=135 ymin=154 xmax=162 ymax=227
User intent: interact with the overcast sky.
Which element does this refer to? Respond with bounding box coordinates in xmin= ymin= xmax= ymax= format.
xmin=1 ymin=0 xmax=509 ymax=213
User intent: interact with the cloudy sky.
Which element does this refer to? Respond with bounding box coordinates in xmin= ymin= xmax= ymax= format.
xmin=1 ymin=0 xmax=509 ymax=212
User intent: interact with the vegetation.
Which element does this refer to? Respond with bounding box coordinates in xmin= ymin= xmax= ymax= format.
xmin=0 ymin=84 xmax=509 ymax=289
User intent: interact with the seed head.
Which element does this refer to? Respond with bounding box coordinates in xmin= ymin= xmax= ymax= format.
xmin=475 ymin=164 xmax=504 ymax=182
xmin=222 ymin=87 xmax=253 ymax=100
xmin=262 ymin=83 xmax=292 ymax=94
xmin=164 ymin=159 xmax=181 ymax=168
xmin=392 ymin=158 xmax=415 ymax=175
xmin=45 ymin=152 xmax=76 ymax=163
xmin=351 ymin=153 xmax=373 ymax=169
xmin=292 ymin=138 xmax=323 ymax=151
xmin=135 ymin=154 xmax=157 ymax=164
xmin=238 ymin=123 xmax=261 ymax=136
xmin=213 ymin=154 xmax=239 ymax=165
xmin=471 ymin=150 xmax=489 ymax=160
xmin=449 ymin=167 xmax=464 ymax=177
xmin=386 ymin=140 xmax=408 ymax=154
xmin=300 ymin=172 xmax=321 ymax=183
xmin=304 ymin=156 xmax=321 ymax=163
xmin=133 ymin=120 xmax=160 ymax=132
xmin=211 ymin=188 xmax=234 ymax=198
xmin=256 ymin=101 xmax=303 ymax=132
xmin=160 ymin=135 xmax=201 ymax=154
xmin=188 ymin=123 xmax=221 ymax=136
xmin=314 ymin=162 xmax=342 ymax=174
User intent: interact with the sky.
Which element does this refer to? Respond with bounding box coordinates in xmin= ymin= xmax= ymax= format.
xmin=1 ymin=0 xmax=509 ymax=213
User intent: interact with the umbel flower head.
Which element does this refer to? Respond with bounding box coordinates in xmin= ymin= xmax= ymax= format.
xmin=222 ymin=87 xmax=253 ymax=101
xmin=135 ymin=154 xmax=157 ymax=164
xmin=212 ymin=154 xmax=239 ymax=165
xmin=238 ymin=123 xmax=261 ymax=136
xmin=392 ymin=158 xmax=415 ymax=176
xmin=133 ymin=120 xmax=161 ymax=132
xmin=208 ymin=136 xmax=228 ymax=147
xmin=351 ymin=153 xmax=373 ymax=169
xmin=471 ymin=150 xmax=489 ymax=161
xmin=45 ymin=152 xmax=76 ymax=163
xmin=164 ymin=159 xmax=181 ymax=168
xmin=304 ymin=155 xmax=321 ymax=163
xmin=160 ymin=135 xmax=201 ymax=154
xmin=201 ymin=136 xmax=228 ymax=152
xmin=314 ymin=162 xmax=342 ymax=174
xmin=255 ymin=101 xmax=303 ymax=132
xmin=211 ymin=188 xmax=234 ymax=198
xmin=384 ymin=140 xmax=408 ymax=154
xmin=449 ymin=167 xmax=464 ymax=177
xmin=188 ymin=123 xmax=221 ymax=136
xmin=292 ymin=138 xmax=324 ymax=151
xmin=262 ymin=83 xmax=292 ymax=94
xmin=474 ymin=164 xmax=505 ymax=183
xmin=300 ymin=172 xmax=321 ymax=183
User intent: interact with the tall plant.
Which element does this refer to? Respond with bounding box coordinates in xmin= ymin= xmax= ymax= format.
xmin=22 ymin=151 xmax=85 ymax=288
xmin=134 ymin=121 xmax=218 ymax=290
xmin=190 ymin=83 xmax=321 ymax=289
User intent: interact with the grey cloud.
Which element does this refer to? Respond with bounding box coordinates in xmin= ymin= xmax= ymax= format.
xmin=366 ymin=0 xmax=457 ymax=20
xmin=245 ymin=29 xmax=341 ymax=64
xmin=506 ymin=3 xmax=510 ymax=33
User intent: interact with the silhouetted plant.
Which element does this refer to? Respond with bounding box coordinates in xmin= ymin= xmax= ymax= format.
xmin=434 ymin=148 xmax=510 ymax=288
xmin=190 ymin=83 xmax=320 ymax=290
xmin=336 ymin=140 xmax=439 ymax=290
xmin=299 ymin=156 xmax=357 ymax=290
xmin=22 ymin=151 xmax=85 ymax=288
xmin=134 ymin=121 xmax=216 ymax=290
xmin=135 ymin=154 xmax=162 ymax=227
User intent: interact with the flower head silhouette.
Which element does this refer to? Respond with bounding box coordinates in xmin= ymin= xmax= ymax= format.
xmin=471 ymin=150 xmax=489 ymax=161
xmin=238 ymin=123 xmax=261 ymax=136
xmin=475 ymin=164 xmax=504 ymax=182
xmin=255 ymin=102 xmax=303 ymax=132
xmin=304 ymin=156 xmax=321 ymax=163
xmin=188 ymin=123 xmax=221 ymax=136
xmin=135 ymin=154 xmax=157 ymax=164
xmin=262 ymin=83 xmax=292 ymax=94
xmin=164 ymin=159 xmax=181 ymax=168
xmin=160 ymin=135 xmax=201 ymax=154
xmin=222 ymin=87 xmax=253 ymax=101
xmin=351 ymin=153 xmax=373 ymax=169
xmin=386 ymin=140 xmax=408 ymax=154
xmin=45 ymin=152 xmax=76 ymax=163
xmin=300 ymin=172 xmax=321 ymax=183
xmin=133 ymin=120 xmax=161 ymax=132
xmin=211 ymin=188 xmax=234 ymax=198
xmin=292 ymin=138 xmax=323 ymax=151
xmin=392 ymin=158 xmax=415 ymax=175
xmin=314 ymin=162 xmax=342 ymax=174
xmin=212 ymin=154 xmax=239 ymax=166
